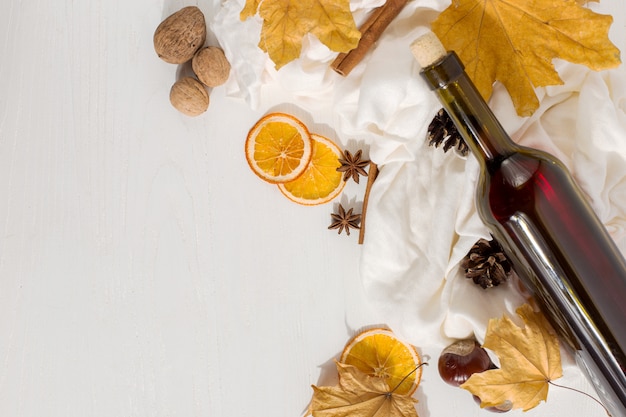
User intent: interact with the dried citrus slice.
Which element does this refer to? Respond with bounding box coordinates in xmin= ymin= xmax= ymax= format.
xmin=277 ymin=134 xmax=346 ymax=205
xmin=340 ymin=328 xmax=423 ymax=396
xmin=245 ymin=112 xmax=313 ymax=183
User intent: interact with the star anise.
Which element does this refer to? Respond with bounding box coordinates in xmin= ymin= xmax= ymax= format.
xmin=328 ymin=204 xmax=361 ymax=236
xmin=427 ymin=108 xmax=468 ymax=156
xmin=461 ymin=237 xmax=513 ymax=289
xmin=337 ymin=149 xmax=370 ymax=184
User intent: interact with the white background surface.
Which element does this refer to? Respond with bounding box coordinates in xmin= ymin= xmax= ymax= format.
xmin=1 ymin=1 xmax=624 ymax=416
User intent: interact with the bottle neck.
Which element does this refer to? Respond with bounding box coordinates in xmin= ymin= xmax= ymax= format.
xmin=420 ymin=53 xmax=518 ymax=165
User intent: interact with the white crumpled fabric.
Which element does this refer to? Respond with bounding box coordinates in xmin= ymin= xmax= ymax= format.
xmin=213 ymin=0 xmax=626 ymax=357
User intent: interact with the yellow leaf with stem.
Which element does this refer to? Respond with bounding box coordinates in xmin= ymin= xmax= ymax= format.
xmin=461 ymin=304 xmax=562 ymax=411
xmin=309 ymin=362 xmax=419 ymax=417
xmin=432 ymin=0 xmax=621 ymax=116
xmin=240 ymin=0 xmax=361 ymax=69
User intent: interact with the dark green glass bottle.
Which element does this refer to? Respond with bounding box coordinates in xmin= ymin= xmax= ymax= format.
xmin=412 ymin=33 xmax=626 ymax=416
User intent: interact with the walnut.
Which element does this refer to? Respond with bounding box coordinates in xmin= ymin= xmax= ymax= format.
xmin=192 ymin=46 xmax=231 ymax=87
xmin=153 ymin=6 xmax=206 ymax=64
xmin=169 ymin=77 xmax=209 ymax=117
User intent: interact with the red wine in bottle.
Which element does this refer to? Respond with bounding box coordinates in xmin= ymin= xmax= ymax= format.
xmin=411 ymin=33 xmax=626 ymax=416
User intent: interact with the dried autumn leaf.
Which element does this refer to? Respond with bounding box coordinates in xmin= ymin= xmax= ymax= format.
xmin=460 ymin=304 xmax=563 ymax=411
xmin=432 ymin=0 xmax=621 ymax=116
xmin=240 ymin=0 xmax=361 ymax=69
xmin=241 ymin=0 xmax=260 ymax=19
xmin=309 ymin=362 xmax=418 ymax=417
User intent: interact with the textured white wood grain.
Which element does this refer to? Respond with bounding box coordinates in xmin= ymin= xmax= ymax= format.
xmin=0 ymin=1 xmax=624 ymax=416
xmin=0 ymin=1 xmax=374 ymax=416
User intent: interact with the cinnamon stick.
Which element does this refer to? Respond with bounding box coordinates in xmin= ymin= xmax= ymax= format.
xmin=358 ymin=162 xmax=379 ymax=245
xmin=332 ymin=0 xmax=408 ymax=76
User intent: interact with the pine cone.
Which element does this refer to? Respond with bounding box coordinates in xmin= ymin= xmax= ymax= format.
xmin=427 ymin=108 xmax=468 ymax=156
xmin=461 ymin=238 xmax=512 ymax=289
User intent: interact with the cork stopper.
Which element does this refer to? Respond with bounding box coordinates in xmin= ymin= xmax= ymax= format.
xmin=410 ymin=32 xmax=447 ymax=67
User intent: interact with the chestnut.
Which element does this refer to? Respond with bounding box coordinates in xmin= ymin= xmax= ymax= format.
xmin=478 ymin=398 xmax=513 ymax=413
xmin=438 ymin=339 xmax=493 ymax=387
xmin=438 ymin=339 xmax=512 ymax=413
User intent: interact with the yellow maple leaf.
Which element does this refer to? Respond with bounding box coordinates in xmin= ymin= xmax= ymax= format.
xmin=432 ymin=0 xmax=621 ymax=116
xmin=309 ymin=361 xmax=418 ymax=417
xmin=240 ymin=0 xmax=261 ymax=19
xmin=460 ymin=304 xmax=563 ymax=411
xmin=240 ymin=0 xmax=361 ymax=69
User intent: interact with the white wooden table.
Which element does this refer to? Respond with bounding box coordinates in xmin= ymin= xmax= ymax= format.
xmin=1 ymin=1 xmax=624 ymax=416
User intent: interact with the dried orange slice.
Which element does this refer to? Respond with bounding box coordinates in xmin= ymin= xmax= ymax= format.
xmin=340 ymin=328 xmax=423 ymax=396
xmin=277 ymin=134 xmax=345 ymax=205
xmin=245 ymin=112 xmax=313 ymax=183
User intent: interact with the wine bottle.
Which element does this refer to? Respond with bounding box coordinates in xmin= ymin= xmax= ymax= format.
xmin=411 ymin=32 xmax=626 ymax=416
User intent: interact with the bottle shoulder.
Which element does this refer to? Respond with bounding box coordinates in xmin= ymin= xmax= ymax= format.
xmin=485 ymin=146 xmax=568 ymax=181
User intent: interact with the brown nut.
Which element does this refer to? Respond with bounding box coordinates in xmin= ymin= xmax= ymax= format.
xmin=154 ymin=6 xmax=206 ymax=64
xmin=192 ymin=46 xmax=231 ymax=87
xmin=169 ymin=77 xmax=209 ymax=117
xmin=473 ymin=396 xmax=513 ymax=413
xmin=438 ymin=339 xmax=493 ymax=387
xmin=439 ymin=339 xmax=511 ymax=413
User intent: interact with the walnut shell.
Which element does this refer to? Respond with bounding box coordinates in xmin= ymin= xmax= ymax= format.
xmin=192 ymin=46 xmax=231 ymax=87
xmin=169 ymin=77 xmax=209 ymax=117
xmin=154 ymin=6 xmax=206 ymax=64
